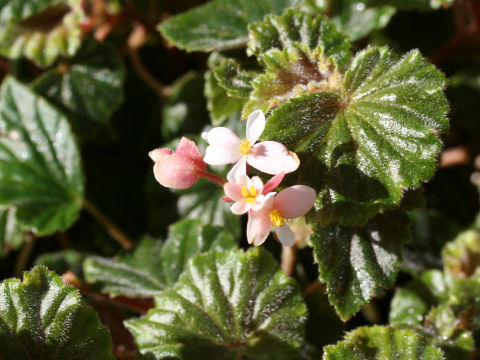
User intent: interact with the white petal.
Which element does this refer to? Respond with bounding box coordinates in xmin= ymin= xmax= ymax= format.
xmin=276 ymin=223 xmax=295 ymax=246
xmin=246 ymin=110 xmax=265 ymax=144
xmin=204 ymin=145 xmax=241 ymax=165
xmin=274 ymin=185 xmax=316 ymax=219
xmin=227 ymin=156 xmax=247 ymax=182
xmin=235 ymin=173 xmax=251 ymax=188
xmin=230 ymin=199 xmax=250 ymax=215
xmin=248 ymin=141 xmax=299 ymax=175
xmin=250 ymin=176 xmax=264 ymax=194
xmin=207 ymin=127 xmax=240 ymax=147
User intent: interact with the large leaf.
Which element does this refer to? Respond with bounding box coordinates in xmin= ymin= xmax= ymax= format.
xmin=323 ymin=325 xmax=444 ymax=360
xmin=125 ymin=248 xmax=307 ymax=360
xmin=264 ymin=47 xmax=448 ymax=225
xmin=32 ymin=38 xmax=126 ymax=138
xmin=84 ymin=219 xmax=236 ymax=298
xmin=0 ymin=266 xmax=114 ymax=359
xmin=0 ymin=77 xmax=84 ymax=235
xmin=158 ymin=0 xmax=301 ymax=52
xmin=0 ymin=0 xmax=86 ymax=67
xmin=310 ymin=210 xmax=411 ymax=320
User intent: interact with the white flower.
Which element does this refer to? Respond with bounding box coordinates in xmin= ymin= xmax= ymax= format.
xmin=203 ymin=110 xmax=300 ymax=182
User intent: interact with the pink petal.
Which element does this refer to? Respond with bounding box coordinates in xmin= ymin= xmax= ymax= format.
xmin=248 ymin=141 xmax=300 ymax=175
xmin=221 ymin=196 xmax=234 ymax=203
xmin=275 ymin=223 xmax=296 ymax=246
xmin=227 ymin=156 xmax=247 ymax=182
xmin=224 ymin=182 xmax=242 ymax=201
xmin=204 ymin=145 xmax=241 ymax=165
xmin=230 ymin=199 xmax=250 ymax=215
xmin=250 ymin=176 xmax=264 ymax=193
xmin=274 ymin=185 xmax=316 ymax=219
xmin=235 ymin=173 xmax=251 ymax=188
xmin=207 ymin=127 xmax=240 ymax=148
xmin=246 ymin=208 xmax=272 ymax=246
xmin=152 ymin=154 xmax=199 ymax=189
xmin=246 ymin=110 xmax=265 ymax=144
xmin=262 ymin=172 xmax=285 ymax=194
xmin=175 ymin=137 xmax=206 ymax=171
xmin=149 ymin=148 xmax=172 ymax=162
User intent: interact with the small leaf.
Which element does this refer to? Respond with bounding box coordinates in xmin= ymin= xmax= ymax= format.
xmin=32 ymin=38 xmax=126 ymax=138
xmin=0 ymin=206 xmax=28 ymax=257
xmin=310 ymin=210 xmax=411 ymax=320
xmin=125 ymin=248 xmax=307 ymax=360
xmin=35 ymin=249 xmax=86 ymax=276
xmin=0 ymin=0 xmax=86 ymax=67
xmin=264 ymin=47 xmax=448 ymax=225
xmin=247 ymin=9 xmax=351 ymax=66
xmin=442 ymin=229 xmax=480 ymax=278
xmin=158 ymin=0 xmax=301 ymax=52
xmin=84 ymin=219 xmax=236 ymax=298
xmin=212 ymin=56 xmax=259 ymax=99
xmin=366 ymin=0 xmax=454 ymax=11
xmin=0 ymin=77 xmax=84 ymax=235
xmin=0 ymin=266 xmax=114 ymax=359
xmin=389 ymin=282 xmax=432 ymax=325
xmin=323 ymin=325 xmax=444 ymax=360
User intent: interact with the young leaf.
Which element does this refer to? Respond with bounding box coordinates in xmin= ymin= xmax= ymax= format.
xmin=323 ymin=325 xmax=444 ymax=360
xmin=212 ymin=56 xmax=259 ymax=99
xmin=125 ymin=248 xmax=307 ymax=360
xmin=264 ymin=47 xmax=448 ymax=225
xmin=158 ymin=0 xmax=301 ymax=52
xmin=32 ymin=38 xmax=126 ymax=138
xmin=0 ymin=77 xmax=84 ymax=235
xmin=84 ymin=219 xmax=236 ymax=297
xmin=0 ymin=266 xmax=114 ymax=359
xmin=310 ymin=210 xmax=411 ymax=320
xmin=442 ymin=229 xmax=480 ymax=278
xmin=0 ymin=0 xmax=86 ymax=67
xmin=247 ymin=10 xmax=351 ymax=66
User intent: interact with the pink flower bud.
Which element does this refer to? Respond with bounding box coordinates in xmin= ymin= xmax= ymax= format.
xmin=149 ymin=137 xmax=206 ymax=189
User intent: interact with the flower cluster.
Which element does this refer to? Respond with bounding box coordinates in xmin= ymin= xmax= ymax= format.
xmin=149 ymin=110 xmax=316 ymax=246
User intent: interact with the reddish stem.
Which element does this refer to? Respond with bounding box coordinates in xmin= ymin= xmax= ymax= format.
xmin=198 ymin=170 xmax=227 ymax=186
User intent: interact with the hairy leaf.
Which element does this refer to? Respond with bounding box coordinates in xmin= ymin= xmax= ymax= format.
xmin=158 ymin=0 xmax=301 ymax=52
xmin=264 ymin=47 xmax=448 ymax=225
xmin=212 ymin=56 xmax=259 ymax=99
xmin=323 ymin=325 xmax=444 ymax=360
xmin=310 ymin=210 xmax=411 ymax=320
xmin=84 ymin=219 xmax=236 ymax=297
xmin=125 ymin=248 xmax=307 ymax=360
xmin=0 ymin=77 xmax=84 ymax=235
xmin=0 ymin=266 xmax=114 ymax=359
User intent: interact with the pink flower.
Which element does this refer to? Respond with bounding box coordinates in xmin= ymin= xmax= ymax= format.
xmin=149 ymin=137 xmax=207 ymax=189
xmin=247 ymin=185 xmax=316 ymax=247
xmin=203 ymin=110 xmax=300 ymax=182
xmin=223 ymin=174 xmax=267 ymax=215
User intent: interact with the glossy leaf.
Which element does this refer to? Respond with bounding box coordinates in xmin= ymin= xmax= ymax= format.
xmin=264 ymin=47 xmax=448 ymax=225
xmin=125 ymin=248 xmax=307 ymax=360
xmin=0 ymin=0 xmax=86 ymax=67
xmin=0 ymin=206 xmax=28 ymax=257
xmin=84 ymin=219 xmax=236 ymax=297
xmin=158 ymin=0 xmax=301 ymax=52
xmin=0 ymin=266 xmax=114 ymax=360
xmin=323 ymin=325 xmax=444 ymax=360
xmin=32 ymin=38 xmax=126 ymax=138
xmin=310 ymin=210 xmax=411 ymax=320
xmin=0 ymin=77 xmax=84 ymax=235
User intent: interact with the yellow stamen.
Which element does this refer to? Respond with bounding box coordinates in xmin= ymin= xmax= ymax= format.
xmin=241 ymin=185 xmax=257 ymax=203
xmin=239 ymin=139 xmax=253 ymax=155
xmin=269 ymin=209 xmax=284 ymax=227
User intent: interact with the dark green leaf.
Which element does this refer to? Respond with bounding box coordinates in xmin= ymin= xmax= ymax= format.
xmin=125 ymin=248 xmax=307 ymax=360
xmin=212 ymin=56 xmax=258 ymax=99
xmin=323 ymin=325 xmax=444 ymax=360
xmin=0 ymin=206 xmax=28 ymax=257
xmin=32 ymin=38 xmax=126 ymax=138
xmin=0 ymin=0 xmax=86 ymax=67
xmin=0 ymin=266 xmax=114 ymax=360
xmin=264 ymin=47 xmax=448 ymax=225
xmin=0 ymin=77 xmax=84 ymax=235
xmin=158 ymin=0 xmax=301 ymax=52
xmin=84 ymin=219 xmax=236 ymax=297
xmin=35 ymin=249 xmax=86 ymax=276
xmin=310 ymin=210 xmax=411 ymax=320
xmin=366 ymin=0 xmax=454 ymax=11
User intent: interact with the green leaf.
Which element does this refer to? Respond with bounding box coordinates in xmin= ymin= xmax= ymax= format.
xmin=389 ymin=282 xmax=432 ymax=325
xmin=247 ymin=10 xmax=351 ymax=67
xmin=0 ymin=206 xmax=28 ymax=257
xmin=0 ymin=0 xmax=86 ymax=67
xmin=0 ymin=77 xmax=84 ymax=235
xmin=366 ymin=0 xmax=454 ymax=11
xmin=32 ymin=38 xmax=126 ymax=138
xmin=264 ymin=47 xmax=448 ymax=225
xmin=442 ymin=229 xmax=480 ymax=278
xmin=158 ymin=0 xmax=301 ymax=52
xmin=125 ymin=248 xmax=307 ymax=360
xmin=35 ymin=249 xmax=86 ymax=276
xmin=84 ymin=219 xmax=236 ymax=297
xmin=0 ymin=266 xmax=114 ymax=360
xmin=323 ymin=325 xmax=444 ymax=360
xmin=310 ymin=210 xmax=411 ymax=320
xmin=211 ymin=56 xmax=259 ymax=99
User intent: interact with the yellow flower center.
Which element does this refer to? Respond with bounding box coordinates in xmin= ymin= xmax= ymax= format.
xmin=241 ymin=185 xmax=257 ymax=204
xmin=269 ymin=209 xmax=284 ymax=227
xmin=239 ymin=139 xmax=253 ymax=155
